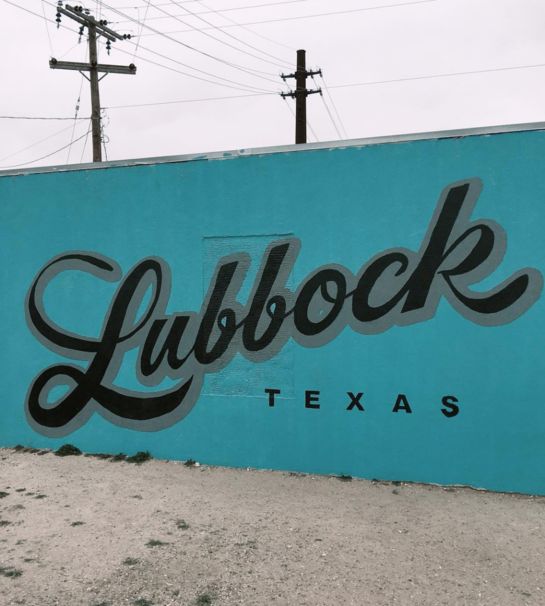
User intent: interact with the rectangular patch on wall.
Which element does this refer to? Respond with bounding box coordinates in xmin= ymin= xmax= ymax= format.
xmin=202 ymin=234 xmax=295 ymax=399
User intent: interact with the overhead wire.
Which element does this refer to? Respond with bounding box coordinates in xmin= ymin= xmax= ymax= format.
xmin=1 ymin=124 xmax=92 ymax=170
xmin=0 ymin=115 xmax=89 ymax=120
xmin=40 ymin=0 xmax=54 ymax=56
xmin=101 ymin=109 xmax=110 ymax=161
xmin=113 ymin=0 xmax=313 ymax=17
xmin=105 ymin=91 xmax=275 ymax=109
xmin=7 ymin=1 xmax=545 ymax=110
xmin=306 ymin=72 xmax=343 ymax=139
xmin=326 ymin=62 xmax=545 ymax=90
xmin=309 ymin=72 xmax=343 ymax=140
xmin=319 ymin=93 xmax=343 ymax=140
xmin=66 ymin=87 xmax=84 ymax=162
xmin=67 ymin=45 xmax=88 ymax=163
xmin=80 ymin=124 xmax=92 ymax=162
xmin=319 ymin=75 xmax=349 ymax=138
xmin=59 ymin=40 xmax=84 ymax=59
xmin=195 ymin=0 xmax=294 ymax=55
xmin=0 ymin=123 xmax=77 ymax=163
xmin=132 ymin=0 xmax=152 ymax=59
xmin=114 ymin=43 xmax=276 ymax=92
xmin=96 ymin=0 xmax=282 ymax=84
xmin=167 ymin=0 xmax=290 ymax=68
xmin=138 ymin=0 xmax=439 ymax=36
xmin=38 ymin=0 xmax=276 ymax=93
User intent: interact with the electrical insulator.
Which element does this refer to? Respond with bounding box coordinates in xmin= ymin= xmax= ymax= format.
xmin=78 ymin=25 xmax=84 ymax=43
xmin=106 ymin=40 xmax=111 ymax=55
xmin=56 ymin=12 xmax=61 ymax=28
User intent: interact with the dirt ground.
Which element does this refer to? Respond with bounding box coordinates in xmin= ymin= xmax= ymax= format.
xmin=1 ymin=448 xmax=544 ymax=606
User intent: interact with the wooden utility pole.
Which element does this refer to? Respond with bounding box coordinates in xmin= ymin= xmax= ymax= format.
xmin=281 ymin=50 xmax=322 ymax=144
xmin=50 ymin=4 xmax=136 ymax=162
xmin=88 ymin=22 xmax=102 ymax=163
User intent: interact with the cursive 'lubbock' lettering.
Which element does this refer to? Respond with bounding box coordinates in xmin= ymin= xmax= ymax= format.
xmin=25 ymin=179 xmax=543 ymax=436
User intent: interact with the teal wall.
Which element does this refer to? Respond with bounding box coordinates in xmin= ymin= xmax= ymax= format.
xmin=2 ymin=130 xmax=545 ymax=494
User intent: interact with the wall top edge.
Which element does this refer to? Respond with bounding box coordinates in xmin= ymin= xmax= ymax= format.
xmin=2 ymin=121 xmax=544 ymax=179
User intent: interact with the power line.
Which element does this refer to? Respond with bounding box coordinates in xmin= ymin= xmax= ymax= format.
xmin=80 ymin=123 xmax=92 ymax=162
xmin=113 ymin=0 xmax=312 ymax=16
xmin=0 ymin=115 xmax=89 ymax=120
xmin=1 ymin=124 xmax=91 ymax=170
xmin=101 ymin=59 xmax=545 ymax=112
xmin=37 ymin=0 xmax=276 ymax=94
xmin=196 ymin=0 xmax=294 ymax=56
xmin=40 ymin=0 xmax=54 ymax=56
xmin=105 ymin=91 xmax=275 ymax=109
xmin=319 ymin=75 xmax=349 ymax=138
xmin=132 ymin=0 xmax=151 ymax=59
xmin=114 ymin=42 xmax=276 ymax=92
xmin=66 ymin=44 xmax=88 ymax=163
xmin=6 ymin=0 xmax=545 ymax=109
xmin=102 ymin=59 xmax=545 ymax=109
xmin=320 ymin=94 xmax=343 ymax=140
xmin=0 ymin=123 xmax=76 ymax=163
xmin=327 ymin=62 xmax=545 ymax=90
xmin=96 ymin=0 xmax=282 ymax=84
xmin=139 ymin=0 xmax=439 ymax=36
xmin=167 ymin=0 xmax=289 ymax=69
xmin=67 ymin=81 xmax=85 ymax=163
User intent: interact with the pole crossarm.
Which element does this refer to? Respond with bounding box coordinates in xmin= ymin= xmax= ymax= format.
xmin=280 ymin=69 xmax=322 ymax=81
xmin=280 ymin=89 xmax=322 ymax=99
xmin=49 ymin=59 xmax=136 ymax=75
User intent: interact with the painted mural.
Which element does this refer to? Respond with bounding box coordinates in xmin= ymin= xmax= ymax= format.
xmin=2 ymin=128 xmax=545 ymax=494
xmin=25 ymin=178 xmax=542 ymax=435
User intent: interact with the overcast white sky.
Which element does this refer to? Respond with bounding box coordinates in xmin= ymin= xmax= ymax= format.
xmin=1 ymin=0 xmax=545 ymax=170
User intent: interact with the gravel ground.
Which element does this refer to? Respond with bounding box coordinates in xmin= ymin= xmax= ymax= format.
xmin=0 ymin=447 xmax=544 ymax=606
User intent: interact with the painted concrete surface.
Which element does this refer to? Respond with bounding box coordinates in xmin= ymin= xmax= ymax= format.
xmin=1 ymin=130 xmax=545 ymax=493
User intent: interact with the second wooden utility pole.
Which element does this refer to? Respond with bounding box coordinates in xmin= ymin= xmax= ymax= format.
xmin=50 ymin=4 xmax=136 ymax=162
xmin=281 ymin=50 xmax=322 ymax=144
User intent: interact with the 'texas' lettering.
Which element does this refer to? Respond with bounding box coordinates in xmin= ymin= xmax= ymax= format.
xmin=25 ymin=179 xmax=543 ymax=436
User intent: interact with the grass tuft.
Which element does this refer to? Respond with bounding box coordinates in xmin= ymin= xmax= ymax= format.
xmin=55 ymin=444 xmax=82 ymax=457
xmin=146 ymin=539 xmax=168 ymax=547
xmin=126 ymin=451 xmax=152 ymax=465
xmin=110 ymin=453 xmax=127 ymax=462
xmin=0 ymin=566 xmax=22 ymax=578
